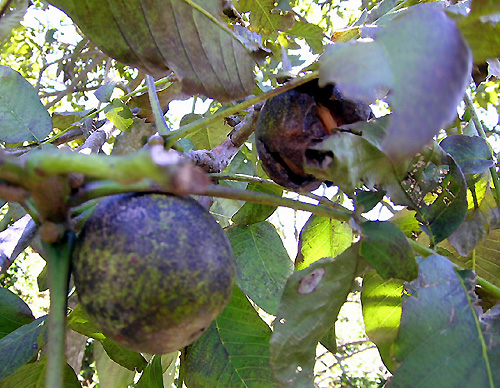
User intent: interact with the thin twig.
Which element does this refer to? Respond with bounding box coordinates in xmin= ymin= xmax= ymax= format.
xmin=40 ymin=84 xmax=101 ymax=98
xmin=333 ymin=353 xmax=355 ymax=387
xmin=45 ymin=54 xmax=106 ymax=109
xmin=210 ymin=173 xmax=279 ymax=186
xmin=336 ymin=344 xmax=377 ymax=362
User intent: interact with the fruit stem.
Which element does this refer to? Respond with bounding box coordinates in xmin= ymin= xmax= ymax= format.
xmin=203 ymin=184 xmax=353 ymax=221
xmin=210 ymin=173 xmax=340 ymax=207
xmin=43 ymin=231 xmax=75 ymax=388
xmin=67 ymin=177 xmax=353 ymax=221
xmin=68 ymin=179 xmax=163 ymax=207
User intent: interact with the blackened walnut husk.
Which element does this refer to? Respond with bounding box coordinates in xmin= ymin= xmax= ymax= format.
xmin=255 ymin=80 xmax=373 ymax=191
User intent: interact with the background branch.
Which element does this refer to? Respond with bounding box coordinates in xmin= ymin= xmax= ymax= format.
xmin=0 ymin=215 xmax=38 ymax=274
xmin=45 ymin=54 xmax=106 ymax=109
xmin=76 ymin=120 xmax=115 ymax=154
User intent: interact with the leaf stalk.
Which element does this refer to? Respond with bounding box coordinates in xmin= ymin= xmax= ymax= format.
xmin=464 ymin=92 xmax=500 ymax=210
xmin=146 ymin=74 xmax=171 ymax=134
xmin=409 ymin=239 xmax=500 ymax=299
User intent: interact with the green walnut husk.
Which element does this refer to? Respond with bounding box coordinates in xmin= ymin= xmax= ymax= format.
xmin=72 ymin=193 xmax=235 ymax=354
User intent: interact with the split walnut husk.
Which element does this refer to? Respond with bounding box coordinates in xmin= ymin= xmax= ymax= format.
xmin=255 ymin=80 xmax=373 ymax=191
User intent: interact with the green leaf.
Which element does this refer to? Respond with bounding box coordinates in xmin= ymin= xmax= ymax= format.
xmin=319 ymin=5 xmax=471 ymax=161
xmin=212 ymin=184 xmax=245 ymax=228
xmin=361 ymin=270 xmax=403 ymax=372
xmin=390 ymin=209 xmax=420 ymax=238
xmin=212 ymin=149 xmax=256 ymax=227
xmin=321 ymin=40 xmax=392 ymax=103
xmin=319 ymin=327 xmax=337 ymax=355
xmin=94 ymin=81 xmax=118 ymax=103
xmin=306 ymin=116 xmax=414 ymax=196
xmin=231 ymin=183 xmax=283 ymax=225
xmin=0 ymin=357 xmax=81 ymax=388
xmin=182 ymin=113 xmax=232 ymax=150
xmin=270 ymin=248 xmax=358 ymax=388
xmin=480 ymin=304 xmax=500 ymax=366
xmin=182 ymin=286 xmax=274 ymax=388
xmin=67 ymin=304 xmax=105 ymax=340
xmin=306 ymin=122 xmax=403 ymax=195
xmin=388 ymin=255 xmax=499 ymax=388
xmin=235 ymin=0 xmax=295 ymax=34
xmin=470 ymin=0 xmax=500 ymax=16
xmin=458 ymin=17 xmax=500 ymax=63
xmin=48 ymin=0 xmax=255 ymax=101
xmin=439 ymin=227 xmax=500 ymax=289
xmin=0 ymin=287 xmax=34 ymax=339
xmin=0 ymin=2 xmax=28 ymax=43
xmin=67 ymin=305 xmax=147 ymax=372
xmin=354 ymin=189 xmax=385 ymax=214
xmin=94 ymin=341 xmax=135 ymax=388
xmin=446 ymin=187 xmax=498 ymax=257
xmin=104 ymin=99 xmax=133 ymax=133
xmin=440 ymin=135 xmax=494 ymax=175
xmin=51 ymin=111 xmax=88 ymax=131
xmin=136 ymin=355 xmax=164 ymax=388
xmin=128 ymin=83 xmax=182 ymax=123
xmin=418 ymin=158 xmax=469 ymax=244
xmin=100 ymin=338 xmax=148 ymax=373
xmin=360 ymin=221 xmax=417 ymax=281
xmin=393 ymin=146 xmax=468 ymax=245
xmin=295 ymin=214 xmax=353 ymax=271
xmin=160 ymin=352 xmax=178 ymax=387
xmin=226 ymin=222 xmax=293 ymax=315
xmin=0 ymin=316 xmax=47 ymax=380
xmin=466 ymin=172 xmax=489 ymax=210
xmin=287 ymin=21 xmax=325 ymax=54
xmin=0 ymin=65 xmax=52 ymax=143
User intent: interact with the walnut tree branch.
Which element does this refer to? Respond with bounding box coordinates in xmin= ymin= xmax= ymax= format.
xmin=186 ymin=104 xmax=261 ymax=173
